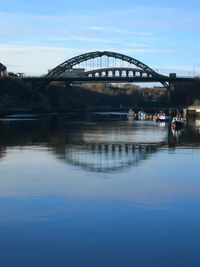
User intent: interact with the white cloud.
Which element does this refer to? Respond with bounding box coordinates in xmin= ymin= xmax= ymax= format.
xmin=0 ymin=4 xmax=200 ymax=74
xmin=84 ymin=26 xmax=154 ymax=37
xmin=0 ymin=42 xmax=174 ymax=75
xmin=0 ymin=44 xmax=88 ymax=75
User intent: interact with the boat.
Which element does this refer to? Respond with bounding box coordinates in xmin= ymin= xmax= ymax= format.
xmin=155 ymin=111 xmax=170 ymax=123
xmin=137 ymin=111 xmax=146 ymax=120
xmin=171 ymin=115 xmax=185 ymax=130
xmin=127 ymin=109 xmax=135 ymax=118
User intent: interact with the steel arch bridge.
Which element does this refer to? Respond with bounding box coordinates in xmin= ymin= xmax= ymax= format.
xmin=47 ymin=51 xmax=169 ymax=88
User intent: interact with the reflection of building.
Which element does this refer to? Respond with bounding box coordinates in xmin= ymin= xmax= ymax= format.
xmin=0 ymin=63 xmax=7 ymax=77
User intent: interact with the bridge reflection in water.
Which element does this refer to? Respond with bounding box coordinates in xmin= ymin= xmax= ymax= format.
xmin=0 ymin=116 xmax=168 ymax=172
xmin=55 ymin=119 xmax=167 ymax=172
xmin=60 ymin=142 xmax=161 ymax=172
xmin=0 ymin=114 xmax=200 ymax=173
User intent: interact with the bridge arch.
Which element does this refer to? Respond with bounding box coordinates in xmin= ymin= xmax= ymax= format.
xmin=47 ymin=51 xmax=169 ymax=89
xmin=48 ymin=51 xmax=158 ymax=77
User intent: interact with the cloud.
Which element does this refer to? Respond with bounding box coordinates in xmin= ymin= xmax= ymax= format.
xmin=0 ymin=44 xmax=87 ymax=75
xmin=84 ymin=26 xmax=154 ymax=37
xmin=0 ymin=7 xmax=195 ymax=45
xmin=122 ymin=43 xmax=172 ymax=54
xmin=42 ymin=36 xmax=114 ymax=44
xmin=0 ymin=42 xmax=174 ymax=75
xmin=0 ymin=43 xmax=189 ymax=77
xmin=0 ymin=4 xmax=200 ymax=74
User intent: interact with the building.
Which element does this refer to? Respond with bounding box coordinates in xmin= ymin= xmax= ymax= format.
xmin=183 ymin=106 xmax=200 ymax=122
xmin=48 ymin=68 xmax=85 ymax=77
xmin=16 ymin=72 xmax=25 ymax=77
xmin=0 ymin=63 xmax=7 ymax=77
xmin=62 ymin=68 xmax=85 ymax=77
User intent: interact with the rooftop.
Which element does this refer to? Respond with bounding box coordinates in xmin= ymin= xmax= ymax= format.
xmin=0 ymin=63 xmax=6 ymax=70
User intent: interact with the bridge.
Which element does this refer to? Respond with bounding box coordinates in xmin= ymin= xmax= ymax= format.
xmin=19 ymin=51 xmax=199 ymax=90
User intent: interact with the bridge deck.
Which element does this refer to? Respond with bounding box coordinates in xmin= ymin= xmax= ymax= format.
xmin=20 ymin=76 xmax=197 ymax=83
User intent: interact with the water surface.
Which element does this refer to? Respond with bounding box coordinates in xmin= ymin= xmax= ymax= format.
xmin=0 ymin=114 xmax=200 ymax=267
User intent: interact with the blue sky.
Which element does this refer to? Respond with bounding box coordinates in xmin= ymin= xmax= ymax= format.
xmin=1 ymin=0 xmax=200 ymax=76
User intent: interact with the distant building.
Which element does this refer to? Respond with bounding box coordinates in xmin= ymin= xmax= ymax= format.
xmin=169 ymin=73 xmax=177 ymax=78
xmin=0 ymin=63 xmax=7 ymax=77
xmin=62 ymin=68 xmax=85 ymax=77
xmin=187 ymin=106 xmax=200 ymax=112
xmin=48 ymin=68 xmax=85 ymax=77
xmin=183 ymin=105 xmax=200 ymax=121
xmin=16 ymin=72 xmax=25 ymax=77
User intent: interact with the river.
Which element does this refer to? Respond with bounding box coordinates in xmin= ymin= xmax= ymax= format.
xmin=0 ymin=113 xmax=200 ymax=267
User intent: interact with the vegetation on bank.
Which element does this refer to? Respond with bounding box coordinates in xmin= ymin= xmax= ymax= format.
xmin=0 ymin=77 xmax=200 ymax=113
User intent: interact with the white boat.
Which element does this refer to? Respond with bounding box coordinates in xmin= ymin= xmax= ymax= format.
xmin=127 ymin=109 xmax=135 ymax=118
xmin=171 ymin=115 xmax=185 ymax=130
xmin=155 ymin=112 xmax=169 ymax=123
xmin=138 ymin=111 xmax=146 ymax=120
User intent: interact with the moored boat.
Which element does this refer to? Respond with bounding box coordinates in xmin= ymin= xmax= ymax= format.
xmin=155 ymin=112 xmax=170 ymax=123
xmin=138 ymin=111 xmax=146 ymax=120
xmin=127 ymin=109 xmax=135 ymax=118
xmin=171 ymin=116 xmax=185 ymax=130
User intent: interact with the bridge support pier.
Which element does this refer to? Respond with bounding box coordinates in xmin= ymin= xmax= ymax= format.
xmin=167 ymin=82 xmax=176 ymax=102
xmin=63 ymin=82 xmax=71 ymax=111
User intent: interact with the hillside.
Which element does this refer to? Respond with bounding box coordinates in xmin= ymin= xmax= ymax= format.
xmin=0 ymin=78 xmax=168 ymax=113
